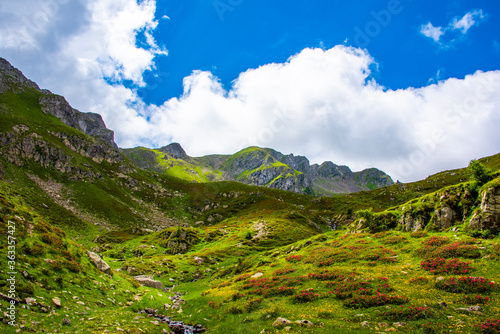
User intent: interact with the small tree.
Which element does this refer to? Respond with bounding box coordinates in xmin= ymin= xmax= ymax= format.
xmin=468 ymin=160 xmax=493 ymax=186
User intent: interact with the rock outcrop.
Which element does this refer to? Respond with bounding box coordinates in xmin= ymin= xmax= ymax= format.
xmin=470 ymin=181 xmax=500 ymax=232
xmin=133 ymin=275 xmax=164 ymax=290
xmin=86 ymin=251 xmax=111 ymax=275
xmin=0 ymin=58 xmax=41 ymax=93
xmin=39 ymin=95 xmax=117 ymax=148
xmin=159 ymin=143 xmax=188 ymax=159
xmin=0 ymin=58 xmax=118 ymax=149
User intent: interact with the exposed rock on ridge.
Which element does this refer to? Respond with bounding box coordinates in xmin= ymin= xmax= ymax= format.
xmin=0 ymin=58 xmax=41 ymax=93
xmin=0 ymin=57 xmax=118 ymax=149
xmin=39 ymin=95 xmax=117 ymax=148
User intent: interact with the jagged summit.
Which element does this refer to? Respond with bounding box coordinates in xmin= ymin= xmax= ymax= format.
xmin=124 ymin=144 xmax=394 ymax=195
xmin=0 ymin=57 xmax=392 ymax=195
xmin=0 ymin=57 xmax=117 ymax=148
xmin=0 ymin=58 xmax=42 ymax=93
xmin=159 ymin=142 xmax=188 ymax=159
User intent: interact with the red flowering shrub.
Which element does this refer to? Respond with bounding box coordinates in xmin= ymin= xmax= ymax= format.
xmin=208 ymin=301 xmax=222 ymax=309
xmin=234 ymin=273 xmax=252 ymax=282
xmin=286 ymin=255 xmax=302 ymax=263
xmin=308 ymin=269 xmax=353 ymax=281
xmin=435 ymin=277 xmax=496 ymax=294
xmin=410 ymin=231 xmax=427 ymax=238
xmin=381 ymin=305 xmax=434 ymax=321
xmin=364 ymin=246 xmax=398 ymax=263
xmin=381 ymin=235 xmax=409 ymax=245
xmin=343 ymin=293 xmax=409 ymax=309
xmin=433 ymin=243 xmax=481 ymax=259
xmin=491 ymin=244 xmax=500 ymax=259
xmin=421 ymin=257 xmax=474 ymax=275
xmin=462 ymin=295 xmax=490 ymax=305
xmin=64 ymin=260 xmax=81 ymax=273
xmin=476 ymin=319 xmax=500 ymax=334
xmin=410 ymin=277 xmax=429 ymax=285
xmin=243 ymin=298 xmax=262 ymax=312
xmin=424 ymin=236 xmax=450 ymax=247
xmin=231 ymin=292 xmax=246 ymax=301
xmin=292 ymin=289 xmax=320 ymax=303
xmin=327 ymin=281 xmax=373 ymax=300
xmin=273 ymin=267 xmax=296 ymax=276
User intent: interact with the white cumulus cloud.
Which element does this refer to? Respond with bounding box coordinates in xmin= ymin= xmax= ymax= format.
xmin=420 ymin=23 xmax=444 ymax=42
xmin=451 ymin=9 xmax=485 ymax=34
xmin=145 ymin=46 xmax=500 ymax=182
xmin=420 ymin=9 xmax=486 ymax=45
xmin=1 ymin=2 xmax=499 ymax=184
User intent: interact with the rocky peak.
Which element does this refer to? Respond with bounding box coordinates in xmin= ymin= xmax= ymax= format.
xmin=0 ymin=58 xmax=41 ymax=93
xmin=39 ymin=95 xmax=118 ymax=148
xmin=159 ymin=143 xmax=188 ymax=159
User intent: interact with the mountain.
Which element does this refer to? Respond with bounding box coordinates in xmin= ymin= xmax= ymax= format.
xmin=1 ymin=57 xmax=500 ymax=334
xmin=123 ymin=145 xmax=394 ymax=195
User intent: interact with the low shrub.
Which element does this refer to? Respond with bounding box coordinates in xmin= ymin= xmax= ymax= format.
xmin=65 ymin=260 xmax=81 ymax=273
xmin=308 ymin=269 xmax=352 ymax=281
xmin=410 ymin=277 xmax=430 ymax=285
xmin=410 ymin=231 xmax=428 ymax=238
xmin=381 ymin=235 xmax=409 ymax=245
xmin=421 ymin=257 xmax=474 ymax=275
xmin=343 ymin=293 xmax=408 ymax=309
xmin=286 ymin=255 xmax=302 ymax=263
xmin=424 ymin=236 xmax=450 ymax=247
xmin=227 ymin=305 xmax=243 ymax=314
xmin=381 ymin=305 xmax=434 ymax=321
xmin=208 ymin=301 xmax=222 ymax=309
xmin=243 ymin=298 xmax=262 ymax=312
xmin=462 ymin=295 xmax=490 ymax=305
xmin=235 ymin=273 xmax=252 ymax=282
xmin=231 ymin=292 xmax=246 ymax=301
xmin=435 ymin=277 xmax=496 ymax=294
xmin=273 ymin=267 xmax=295 ymax=276
xmin=317 ymin=311 xmax=335 ymax=319
xmin=292 ymin=289 xmax=320 ymax=303
xmin=476 ymin=319 xmax=500 ymax=334
xmin=433 ymin=243 xmax=481 ymax=259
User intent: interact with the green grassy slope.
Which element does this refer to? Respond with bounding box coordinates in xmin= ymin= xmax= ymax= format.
xmin=1 ymin=70 xmax=500 ymax=333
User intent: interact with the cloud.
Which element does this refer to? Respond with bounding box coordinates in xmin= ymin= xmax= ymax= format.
xmin=0 ymin=0 xmax=167 ymax=147
xmin=420 ymin=9 xmax=486 ymax=45
xmin=451 ymin=10 xmax=485 ymax=34
xmin=1 ymin=2 xmax=499 ymax=183
xmin=145 ymin=46 xmax=500 ymax=182
xmin=420 ymin=23 xmax=444 ymax=42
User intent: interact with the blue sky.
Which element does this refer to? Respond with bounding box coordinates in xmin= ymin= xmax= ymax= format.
xmin=0 ymin=0 xmax=499 ymax=182
xmin=135 ymin=0 xmax=500 ymax=104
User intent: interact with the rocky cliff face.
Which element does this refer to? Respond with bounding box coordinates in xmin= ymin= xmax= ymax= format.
xmin=0 ymin=58 xmax=41 ymax=93
xmin=212 ymin=147 xmax=393 ymax=195
xmin=0 ymin=57 xmax=118 ymax=149
xmin=0 ymin=58 xmax=124 ymax=181
xmin=126 ymin=144 xmax=394 ymax=195
xmin=470 ymin=181 xmax=500 ymax=232
xmin=350 ymin=178 xmax=500 ymax=234
xmin=159 ymin=143 xmax=188 ymax=160
xmin=39 ymin=95 xmax=117 ymax=148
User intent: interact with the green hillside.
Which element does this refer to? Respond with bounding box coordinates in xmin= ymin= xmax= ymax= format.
xmin=1 ymin=59 xmax=500 ymax=333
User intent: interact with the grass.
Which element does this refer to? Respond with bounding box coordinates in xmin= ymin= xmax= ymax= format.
xmin=2 ymin=84 xmax=500 ymax=333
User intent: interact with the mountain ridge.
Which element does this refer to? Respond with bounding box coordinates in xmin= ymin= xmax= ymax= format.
xmin=124 ymin=144 xmax=394 ymax=196
xmin=1 ymin=56 xmax=500 ymax=334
